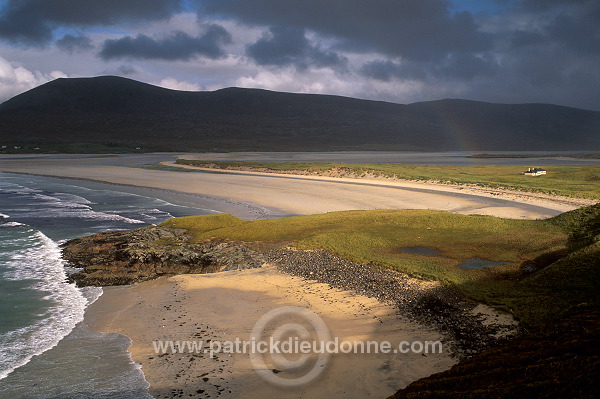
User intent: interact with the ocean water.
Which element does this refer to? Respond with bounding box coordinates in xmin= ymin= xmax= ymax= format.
xmin=0 ymin=173 xmax=216 ymax=398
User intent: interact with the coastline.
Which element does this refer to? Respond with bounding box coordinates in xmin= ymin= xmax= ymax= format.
xmin=86 ymin=267 xmax=459 ymax=399
xmin=80 ymin=243 xmax=520 ymax=399
xmin=161 ymin=161 xmax=596 ymax=211
xmin=0 ymin=171 xmax=285 ymax=220
xmin=0 ymin=153 xmax=587 ymax=397
xmin=0 ymin=154 xmax=587 ymax=220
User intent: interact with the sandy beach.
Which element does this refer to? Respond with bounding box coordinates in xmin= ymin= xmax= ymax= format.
xmin=0 ymin=153 xmax=579 ymax=398
xmin=0 ymin=153 xmax=588 ymax=220
xmin=85 ymin=267 xmax=457 ymax=399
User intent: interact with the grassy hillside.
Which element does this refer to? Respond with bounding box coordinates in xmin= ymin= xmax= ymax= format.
xmin=161 ymin=204 xmax=600 ymax=328
xmin=389 ymin=205 xmax=600 ymax=398
xmin=176 ymin=159 xmax=600 ymax=199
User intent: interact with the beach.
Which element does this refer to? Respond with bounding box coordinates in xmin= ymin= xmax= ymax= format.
xmin=86 ymin=267 xmax=458 ymax=399
xmin=0 ymin=153 xmax=589 ymax=220
xmin=0 ymin=152 xmax=583 ymax=398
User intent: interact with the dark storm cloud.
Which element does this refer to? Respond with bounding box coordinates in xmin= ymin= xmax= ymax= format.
xmin=0 ymin=0 xmax=183 ymax=44
xmin=517 ymin=0 xmax=591 ymax=11
xmin=99 ymin=25 xmax=231 ymax=61
xmin=506 ymin=0 xmax=600 ymax=55
xmin=544 ymin=7 xmax=600 ymax=55
xmin=246 ymin=26 xmax=347 ymax=70
xmin=439 ymin=53 xmax=497 ymax=80
xmin=200 ymin=0 xmax=492 ymax=62
xmin=502 ymin=0 xmax=600 ymax=89
xmin=117 ymin=65 xmax=140 ymax=75
xmin=361 ymin=60 xmax=425 ymax=81
xmin=509 ymin=30 xmax=545 ymax=48
xmin=362 ymin=53 xmax=495 ymax=82
xmin=56 ymin=34 xmax=94 ymax=53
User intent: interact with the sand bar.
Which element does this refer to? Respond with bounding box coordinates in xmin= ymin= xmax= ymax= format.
xmin=0 ymin=153 xmax=587 ymax=220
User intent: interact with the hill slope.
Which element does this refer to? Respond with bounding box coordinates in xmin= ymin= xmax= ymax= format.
xmin=1 ymin=76 xmax=599 ymax=152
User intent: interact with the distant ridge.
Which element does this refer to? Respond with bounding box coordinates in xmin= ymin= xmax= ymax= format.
xmin=1 ymin=76 xmax=599 ymax=152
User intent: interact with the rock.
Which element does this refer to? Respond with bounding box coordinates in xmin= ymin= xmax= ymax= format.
xmin=61 ymin=226 xmax=265 ymax=287
xmin=263 ymin=248 xmax=513 ymax=357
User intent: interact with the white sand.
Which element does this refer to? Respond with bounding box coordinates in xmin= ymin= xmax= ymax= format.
xmin=0 ymin=153 xmax=587 ymax=220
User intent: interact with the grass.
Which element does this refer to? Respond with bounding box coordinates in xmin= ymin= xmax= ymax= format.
xmin=161 ymin=205 xmax=600 ymax=328
xmin=175 ymin=159 xmax=600 ymax=199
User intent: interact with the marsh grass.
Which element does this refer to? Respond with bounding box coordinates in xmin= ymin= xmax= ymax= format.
xmin=160 ymin=208 xmax=600 ymax=328
xmin=176 ymin=159 xmax=600 ymax=199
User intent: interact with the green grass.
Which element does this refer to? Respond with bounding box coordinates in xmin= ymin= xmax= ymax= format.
xmin=161 ymin=206 xmax=600 ymax=328
xmin=175 ymin=159 xmax=600 ymax=199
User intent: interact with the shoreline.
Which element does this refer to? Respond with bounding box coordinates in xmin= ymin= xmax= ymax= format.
xmin=83 ymin=246 xmax=519 ymax=399
xmin=0 ymin=170 xmax=288 ymax=220
xmin=0 ymin=155 xmax=587 ymax=220
xmin=86 ymin=268 xmax=457 ymax=399
xmin=162 ymin=161 xmax=597 ymax=210
xmin=0 ymin=154 xmax=587 ymax=397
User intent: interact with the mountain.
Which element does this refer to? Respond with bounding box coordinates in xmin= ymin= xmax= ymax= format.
xmin=1 ymin=76 xmax=599 ymax=152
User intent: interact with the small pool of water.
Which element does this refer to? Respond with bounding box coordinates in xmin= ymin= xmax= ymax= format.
xmin=400 ymin=247 xmax=441 ymax=256
xmin=458 ymin=258 xmax=505 ymax=270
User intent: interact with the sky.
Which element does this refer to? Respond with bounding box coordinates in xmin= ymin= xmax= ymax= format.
xmin=0 ymin=0 xmax=599 ymax=110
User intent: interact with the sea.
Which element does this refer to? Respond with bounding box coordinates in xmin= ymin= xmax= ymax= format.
xmin=0 ymin=172 xmax=217 ymax=398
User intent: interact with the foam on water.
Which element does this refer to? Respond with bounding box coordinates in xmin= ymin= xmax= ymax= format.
xmin=0 ymin=226 xmax=88 ymax=381
xmin=0 ymin=172 xmax=215 ymax=396
xmin=28 ymin=192 xmax=146 ymax=224
xmin=0 ymin=221 xmax=24 ymax=227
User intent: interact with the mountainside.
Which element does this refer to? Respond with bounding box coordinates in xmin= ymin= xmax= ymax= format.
xmin=1 ymin=76 xmax=599 ymax=152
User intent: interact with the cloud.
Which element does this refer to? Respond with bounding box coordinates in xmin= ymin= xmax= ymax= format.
xmin=99 ymin=25 xmax=232 ymax=61
xmin=485 ymin=0 xmax=600 ymax=99
xmin=362 ymin=53 xmax=496 ymax=82
xmin=361 ymin=60 xmax=425 ymax=82
xmin=246 ymin=26 xmax=347 ymax=70
xmin=157 ymin=77 xmax=201 ymax=91
xmin=56 ymin=34 xmax=94 ymax=53
xmin=200 ymin=0 xmax=492 ymax=62
xmin=116 ymin=64 xmax=140 ymax=75
xmin=0 ymin=0 xmax=599 ymax=111
xmin=0 ymin=0 xmax=184 ymax=44
xmin=0 ymin=57 xmax=66 ymax=102
xmin=517 ymin=0 xmax=591 ymax=12
xmin=543 ymin=3 xmax=600 ymax=56
xmin=233 ymin=67 xmax=433 ymax=105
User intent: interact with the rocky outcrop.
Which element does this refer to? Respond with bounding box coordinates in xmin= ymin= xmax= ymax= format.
xmin=61 ymin=226 xmax=266 ymax=286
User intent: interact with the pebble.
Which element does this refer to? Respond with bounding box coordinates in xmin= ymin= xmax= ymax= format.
xmin=264 ymin=248 xmax=508 ymax=357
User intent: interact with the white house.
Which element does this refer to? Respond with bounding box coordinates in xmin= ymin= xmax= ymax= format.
xmin=521 ymin=167 xmax=547 ymax=176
